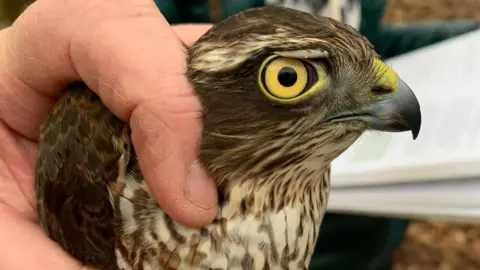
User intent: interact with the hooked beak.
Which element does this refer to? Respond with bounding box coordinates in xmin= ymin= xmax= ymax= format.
xmin=363 ymin=78 xmax=421 ymax=139
xmin=329 ymin=59 xmax=422 ymax=140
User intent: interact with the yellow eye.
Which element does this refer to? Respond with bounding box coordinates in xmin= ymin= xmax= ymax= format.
xmin=258 ymin=56 xmax=321 ymax=103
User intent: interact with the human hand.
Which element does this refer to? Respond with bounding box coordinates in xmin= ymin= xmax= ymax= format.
xmin=0 ymin=0 xmax=216 ymax=268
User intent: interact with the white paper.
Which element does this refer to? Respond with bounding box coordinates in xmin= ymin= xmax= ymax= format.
xmin=327 ymin=178 xmax=480 ymax=222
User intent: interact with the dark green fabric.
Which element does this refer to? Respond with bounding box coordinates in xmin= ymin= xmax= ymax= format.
xmin=153 ymin=1 xmax=480 ymax=270
xmin=154 ymin=0 xmax=263 ymax=23
xmin=153 ymin=0 xmax=181 ymax=24
xmin=309 ymin=215 xmax=392 ymax=270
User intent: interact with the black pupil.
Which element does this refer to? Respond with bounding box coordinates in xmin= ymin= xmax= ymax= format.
xmin=277 ymin=67 xmax=297 ymax=87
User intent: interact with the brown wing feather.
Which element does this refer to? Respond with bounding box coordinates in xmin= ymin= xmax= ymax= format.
xmin=35 ymin=82 xmax=129 ymax=269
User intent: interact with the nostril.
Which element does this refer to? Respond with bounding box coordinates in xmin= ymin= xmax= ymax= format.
xmin=372 ymin=86 xmax=393 ymax=95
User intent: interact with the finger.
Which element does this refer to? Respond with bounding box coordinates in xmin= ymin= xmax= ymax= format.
xmin=0 ymin=208 xmax=82 ymax=270
xmin=1 ymin=0 xmax=218 ymax=227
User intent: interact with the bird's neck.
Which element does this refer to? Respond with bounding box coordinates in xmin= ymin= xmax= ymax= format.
xmin=217 ymin=162 xmax=331 ymax=224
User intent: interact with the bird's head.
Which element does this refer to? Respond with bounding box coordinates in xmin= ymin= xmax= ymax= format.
xmin=186 ymin=7 xmax=421 ymax=185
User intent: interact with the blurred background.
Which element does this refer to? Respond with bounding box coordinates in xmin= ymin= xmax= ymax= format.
xmin=383 ymin=0 xmax=480 ymax=23
xmin=0 ymin=0 xmax=479 ymax=269
xmin=383 ymin=3 xmax=480 ymax=270
xmin=2 ymin=0 xmax=480 ymax=26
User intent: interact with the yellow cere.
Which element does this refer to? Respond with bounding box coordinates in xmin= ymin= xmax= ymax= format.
xmin=373 ymin=58 xmax=399 ymax=93
xmin=258 ymin=55 xmax=326 ymax=103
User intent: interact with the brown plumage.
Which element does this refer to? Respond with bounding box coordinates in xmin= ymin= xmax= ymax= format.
xmin=35 ymin=7 xmax=421 ymax=270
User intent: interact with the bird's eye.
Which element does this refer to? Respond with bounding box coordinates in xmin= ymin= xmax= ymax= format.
xmin=258 ymin=56 xmax=321 ymax=103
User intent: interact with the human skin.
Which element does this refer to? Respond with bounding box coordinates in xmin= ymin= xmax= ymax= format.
xmin=0 ymin=0 xmax=216 ymax=268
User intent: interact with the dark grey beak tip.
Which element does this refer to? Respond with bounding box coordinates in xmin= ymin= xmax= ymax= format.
xmin=406 ymin=100 xmax=422 ymax=140
xmin=406 ymin=84 xmax=422 ymax=140
xmin=411 ymin=118 xmax=421 ymax=140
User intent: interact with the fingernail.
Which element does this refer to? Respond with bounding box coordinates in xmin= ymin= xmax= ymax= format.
xmin=186 ymin=162 xmax=218 ymax=210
